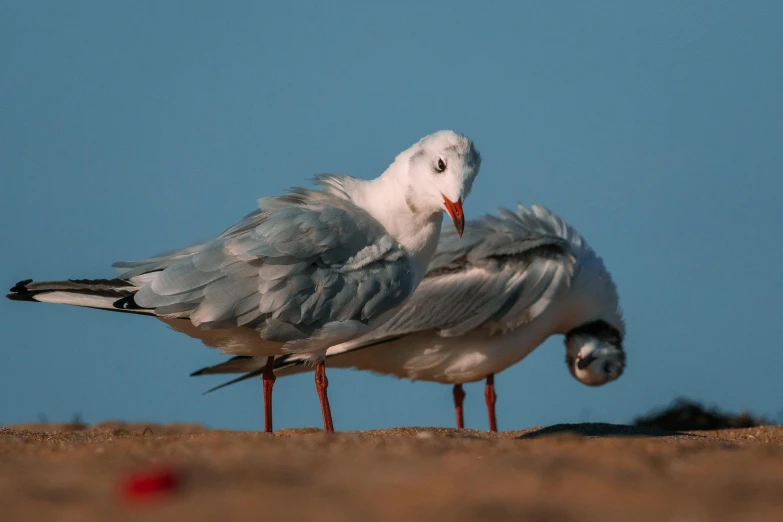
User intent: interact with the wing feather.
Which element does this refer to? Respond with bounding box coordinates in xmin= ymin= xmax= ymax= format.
xmin=115 ymin=178 xmax=415 ymax=353
xmin=357 ymin=204 xmax=582 ymax=341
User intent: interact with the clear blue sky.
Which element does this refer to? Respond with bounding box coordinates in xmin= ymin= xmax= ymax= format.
xmin=2 ymin=1 xmax=781 ymax=430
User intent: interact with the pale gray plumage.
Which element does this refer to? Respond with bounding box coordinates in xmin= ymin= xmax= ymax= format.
xmin=117 ymin=176 xmax=415 ymax=350
xmin=7 ymin=129 xmax=483 ymax=433
xmin=362 ymin=204 xmax=579 ymax=340
xmin=194 ymin=203 xmax=626 ymax=387
xmin=9 ymin=130 xmax=483 ymax=364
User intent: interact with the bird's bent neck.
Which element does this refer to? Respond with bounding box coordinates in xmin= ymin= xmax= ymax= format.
xmin=551 ymin=252 xmax=623 ymax=337
xmin=350 ymin=162 xmax=444 ymax=277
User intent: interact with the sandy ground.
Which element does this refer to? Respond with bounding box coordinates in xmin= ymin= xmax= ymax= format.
xmin=1 ymin=422 xmax=782 ymax=522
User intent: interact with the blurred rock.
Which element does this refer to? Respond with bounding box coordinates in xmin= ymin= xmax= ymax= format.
xmin=634 ymin=398 xmax=771 ymax=431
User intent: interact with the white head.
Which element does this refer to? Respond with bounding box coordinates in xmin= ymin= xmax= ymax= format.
xmin=396 ymin=130 xmax=481 ymax=236
xmin=564 ymin=320 xmax=626 ymax=386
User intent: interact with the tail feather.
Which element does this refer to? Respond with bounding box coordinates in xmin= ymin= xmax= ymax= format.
xmin=193 ymin=354 xmax=311 ymax=393
xmin=6 ymin=278 xmax=152 ymax=315
xmin=190 ymin=356 xmax=264 ymax=376
xmin=202 ymin=367 xmax=266 ymax=395
xmin=191 ymin=336 xmax=407 ymax=392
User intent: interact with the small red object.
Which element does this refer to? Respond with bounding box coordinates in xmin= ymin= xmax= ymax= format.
xmin=121 ymin=466 xmax=181 ymax=502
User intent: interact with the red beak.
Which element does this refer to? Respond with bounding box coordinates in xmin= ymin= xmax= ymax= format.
xmin=442 ymin=196 xmax=464 ymax=237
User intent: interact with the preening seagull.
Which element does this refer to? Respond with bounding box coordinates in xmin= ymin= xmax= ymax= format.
xmin=192 ymin=204 xmax=626 ymax=431
xmin=6 ymin=130 xmax=482 ymax=433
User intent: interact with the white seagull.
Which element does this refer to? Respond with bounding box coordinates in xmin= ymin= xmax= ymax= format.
xmin=192 ymin=204 xmax=626 ymax=431
xmin=6 ymin=130 xmax=482 ymax=433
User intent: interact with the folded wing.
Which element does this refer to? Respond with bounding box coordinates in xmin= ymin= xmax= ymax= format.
xmin=352 ymin=204 xmax=580 ymax=341
xmin=114 ymin=178 xmax=415 ymax=353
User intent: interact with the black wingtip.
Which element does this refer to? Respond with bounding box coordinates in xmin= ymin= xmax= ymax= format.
xmin=112 ymin=294 xmax=142 ymax=310
xmin=273 ymin=353 xmax=293 ymax=369
xmin=202 ymin=367 xmax=265 ymax=395
xmin=10 ymin=279 xmax=33 ymax=292
xmin=190 ymin=356 xmax=255 ymax=376
xmin=6 ymin=279 xmax=34 ymax=301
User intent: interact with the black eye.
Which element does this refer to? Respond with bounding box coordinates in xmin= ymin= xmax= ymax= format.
xmin=435 ymin=158 xmax=446 ymax=173
xmin=603 ymin=362 xmax=612 ymax=374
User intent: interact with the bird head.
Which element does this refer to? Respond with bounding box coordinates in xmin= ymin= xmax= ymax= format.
xmin=564 ymin=320 xmax=626 ymax=386
xmin=402 ymin=130 xmax=481 ymax=236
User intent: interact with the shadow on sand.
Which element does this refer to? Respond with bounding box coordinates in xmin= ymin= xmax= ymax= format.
xmin=517 ymin=422 xmax=693 ymax=439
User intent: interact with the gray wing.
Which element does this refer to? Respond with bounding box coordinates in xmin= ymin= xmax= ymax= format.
xmin=187 ymin=204 xmax=585 ymax=384
xmin=189 ymin=222 xmax=573 ymax=373
xmin=364 ymin=204 xmax=580 ymax=338
xmin=114 ymin=178 xmax=415 ymax=353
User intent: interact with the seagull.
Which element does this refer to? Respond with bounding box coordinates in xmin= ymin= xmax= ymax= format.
xmin=6 ymin=130 xmax=482 ymax=433
xmin=192 ymin=204 xmax=626 ymax=431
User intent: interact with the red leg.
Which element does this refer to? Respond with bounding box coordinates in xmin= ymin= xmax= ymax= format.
xmin=485 ymin=374 xmax=498 ymax=432
xmin=315 ymin=361 xmax=334 ymax=433
xmin=262 ymin=356 xmax=276 ymax=433
xmin=453 ymin=384 xmax=466 ymax=429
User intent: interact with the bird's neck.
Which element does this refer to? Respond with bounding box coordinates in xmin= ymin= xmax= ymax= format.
xmin=350 ymin=164 xmax=443 ymax=277
xmin=551 ymin=252 xmax=624 ymax=336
